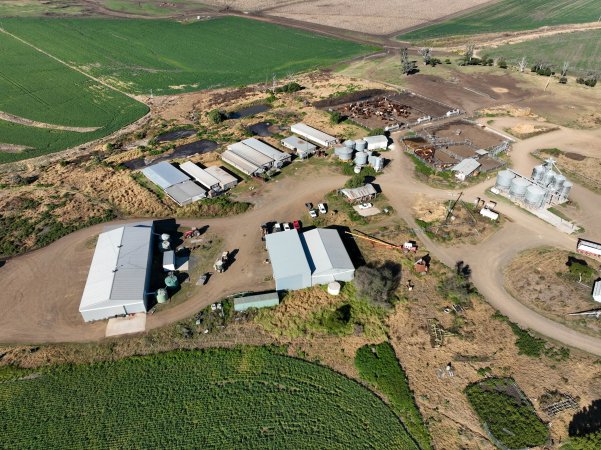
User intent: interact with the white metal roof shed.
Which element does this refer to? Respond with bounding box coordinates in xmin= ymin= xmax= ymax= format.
xmin=164 ymin=180 xmax=206 ymax=206
xmin=265 ymin=230 xmax=312 ymax=291
xmin=303 ymin=228 xmax=354 ymax=284
xmin=363 ymin=135 xmax=389 ymax=150
xmin=227 ymin=142 xmax=273 ymax=168
xmin=290 ymin=123 xmax=337 ymax=147
xmin=242 ymin=138 xmax=290 ymax=164
xmin=577 ymin=239 xmax=601 ymax=257
xmin=142 ymin=162 xmax=190 ymax=189
xmin=281 ymin=136 xmax=317 ymax=155
xmin=204 ymin=165 xmax=238 ymax=190
xmin=79 ymin=223 xmax=153 ymax=322
xmin=179 ymin=161 xmax=220 ymax=191
xmin=234 ymin=292 xmax=280 ymax=311
xmin=452 ymin=158 xmax=481 ymax=177
xmin=221 ymin=150 xmax=263 ymax=176
xmin=340 ymin=184 xmax=377 ymax=202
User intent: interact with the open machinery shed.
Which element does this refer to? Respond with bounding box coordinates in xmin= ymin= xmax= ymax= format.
xmin=265 ymin=228 xmax=355 ymax=291
xmin=79 ymin=223 xmax=154 ymax=322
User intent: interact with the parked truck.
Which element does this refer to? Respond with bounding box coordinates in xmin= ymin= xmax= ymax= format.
xmin=214 ymin=250 xmax=229 ymax=273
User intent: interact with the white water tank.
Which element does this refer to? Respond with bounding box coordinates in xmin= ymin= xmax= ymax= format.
xmin=531 ymin=165 xmax=545 ymax=183
xmin=354 ymin=151 xmax=368 ymax=166
xmin=327 ymin=282 xmax=341 ymax=296
xmin=355 ymin=139 xmax=367 ymax=151
xmin=343 ymin=139 xmax=355 ymax=149
xmin=552 ymin=174 xmax=566 ymax=192
xmin=542 ymin=170 xmax=555 ymax=187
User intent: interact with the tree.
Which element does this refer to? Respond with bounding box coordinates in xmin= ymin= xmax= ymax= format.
xmin=329 ymin=110 xmax=343 ymax=124
xmin=400 ymin=48 xmax=415 ymax=75
xmin=497 ymin=58 xmax=508 ymax=69
xmin=464 ymin=43 xmax=475 ymax=64
xmin=561 ymin=61 xmax=570 ymax=77
xmin=354 ymin=262 xmax=402 ymax=303
xmin=207 ymin=109 xmax=225 ymax=124
xmin=345 ymin=173 xmax=365 ymax=188
xmin=418 ymin=47 xmax=432 ymax=65
xmin=518 ymin=56 xmax=528 ymax=73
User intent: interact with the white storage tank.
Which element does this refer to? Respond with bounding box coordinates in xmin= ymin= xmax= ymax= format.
xmin=355 ymin=139 xmax=367 ymax=151
xmin=509 ymin=177 xmax=531 ymax=200
xmin=542 ymin=170 xmax=555 ymax=187
xmin=337 ymin=147 xmax=353 ymax=161
xmin=354 ymin=151 xmax=368 ymax=166
xmin=327 ymin=281 xmax=341 ymax=296
xmin=160 ymin=233 xmax=170 ymax=241
xmin=372 ymin=157 xmax=384 ymax=172
xmin=495 ymin=170 xmax=515 ymax=191
xmin=524 ymin=185 xmax=546 ymax=208
xmin=343 ymin=139 xmax=355 ymax=149
xmin=552 ymin=174 xmax=566 ymax=191
xmin=561 ymin=180 xmax=573 ymax=199
xmin=531 ymin=165 xmax=545 ymax=183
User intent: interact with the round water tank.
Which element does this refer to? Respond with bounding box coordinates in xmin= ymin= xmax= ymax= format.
xmin=561 ymin=180 xmax=573 ymax=198
xmin=552 ymin=174 xmax=566 ymax=191
xmin=165 ymin=273 xmax=179 ymax=289
xmin=531 ymin=165 xmax=545 ymax=183
xmin=524 ymin=185 xmax=546 ymax=208
xmin=354 ymin=151 xmax=368 ymax=166
xmin=161 ymin=240 xmax=171 ymax=251
xmin=343 ymin=139 xmax=355 ymax=149
xmin=372 ymin=157 xmax=384 ymax=172
xmin=542 ymin=170 xmax=555 ymax=187
xmin=327 ymin=281 xmax=341 ymax=296
xmin=160 ymin=233 xmax=170 ymax=241
xmin=333 ymin=145 xmax=346 ymax=155
xmin=156 ymin=288 xmax=169 ymax=304
xmin=337 ymin=147 xmax=354 ymax=161
xmin=509 ymin=177 xmax=530 ymax=200
xmin=495 ymin=170 xmax=515 ymax=191
xmin=355 ymin=139 xmax=367 ymax=151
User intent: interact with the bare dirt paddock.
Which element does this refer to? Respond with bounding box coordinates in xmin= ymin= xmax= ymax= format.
xmin=204 ymin=0 xmax=495 ymax=35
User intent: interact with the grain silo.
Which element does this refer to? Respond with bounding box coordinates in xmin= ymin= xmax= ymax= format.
xmin=495 ymin=170 xmax=515 ymax=191
xmin=552 ymin=174 xmax=566 ymax=192
xmin=343 ymin=139 xmax=355 ymax=150
xmin=509 ymin=177 xmax=531 ymax=200
xmin=354 ymin=151 xmax=368 ymax=166
xmin=561 ymin=180 xmax=573 ymax=199
xmin=336 ymin=146 xmax=353 ymax=161
xmin=524 ymin=185 xmax=546 ymax=208
xmin=355 ymin=139 xmax=367 ymax=151
xmin=542 ymin=170 xmax=555 ymax=187
xmin=531 ymin=165 xmax=545 ymax=183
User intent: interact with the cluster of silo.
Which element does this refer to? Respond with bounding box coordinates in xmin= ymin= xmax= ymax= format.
xmin=334 ymin=145 xmax=353 ymax=161
xmin=495 ymin=170 xmax=515 ymax=192
xmin=530 ymin=159 xmax=572 ymax=201
xmin=335 ymin=138 xmax=384 ymax=172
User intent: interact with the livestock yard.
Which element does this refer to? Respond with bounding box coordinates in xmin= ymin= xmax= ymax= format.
xmin=3 ymin=2 xmax=601 ymax=450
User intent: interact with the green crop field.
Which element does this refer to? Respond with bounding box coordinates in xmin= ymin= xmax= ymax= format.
xmin=486 ymin=29 xmax=601 ymax=74
xmin=2 ymin=17 xmax=373 ymax=95
xmin=465 ymin=378 xmax=549 ymax=449
xmin=0 ymin=30 xmax=148 ymax=163
xmin=0 ymin=347 xmax=418 ymax=449
xmin=399 ymin=0 xmax=601 ymax=43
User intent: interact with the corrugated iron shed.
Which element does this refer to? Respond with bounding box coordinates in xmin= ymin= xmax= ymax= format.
xmin=179 ymin=161 xmax=220 ymax=190
xmin=142 ymin=162 xmax=190 ymax=189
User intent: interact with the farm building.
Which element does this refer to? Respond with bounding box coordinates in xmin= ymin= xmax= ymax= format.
xmin=179 ymin=161 xmax=221 ymax=193
xmin=577 ymin=239 xmax=601 ymax=258
xmin=451 ymin=158 xmax=481 ymax=181
xmin=363 ymin=135 xmax=389 ymax=150
xmin=265 ymin=230 xmax=312 ymax=291
xmin=142 ymin=161 xmax=189 ymax=189
xmin=164 ymin=181 xmax=206 ymax=206
xmin=79 ymin=222 xmax=154 ymax=322
xmin=221 ymin=149 xmax=263 ymax=176
xmin=142 ymin=162 xmax=206 ymax=206
xmin=340 ymin=184 xmax=378 ymax=203
xmin=227 ymin=142 xmax=274 ymax=169
xmin=303 ymin=228 xmax=355 ymax=284
xmin=265 ymin=228 xmax=355 ymax=291
xmin=291 ymin=123 xmax=337 ymax=147
xmin=281 ymin=136 xmax=316 ymax=159
xmin=234 ymin=292 xmax=280 ymax=312
xmin=242 ymin=138 xmax=291 ymax=167
xmin=593 ymin=280 xmax=601 ymax=303
xmin=204 ymin=166 xmax=238 ymax=190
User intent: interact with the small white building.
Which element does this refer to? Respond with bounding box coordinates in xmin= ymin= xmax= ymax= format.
xmin=593 ymin=280 xmax=601 ymax=303
xmin=227 ymin=142 xmax=273 ymax=169
xmin=452 ymin=158 xmax=481 ymax=181
xmin=281 ymin=136 xmax=316 ymax=159
xmin=164 ymin=180 xmax=206 ymax=206
xmin=340 ymin=183 xmax=377 ymax=203
xmin=480 ymin=208 xmax=499 ymax=221
xmin=163 ymin=250 xmax=175 ymax=271
xmin=242 ymin=138 xmax=291 ymax=167
xmin=79 ymin=223 xmax=153 ymax=322
xmin=290 ymin=123 xmax=337 ymax=147
xmin=363 ymin=135 xmax=389 ymax=150
xmin=179 ymin=161 xmax=221 ymax=192
xmin=221 ymin=149 xmax=263 ymax=176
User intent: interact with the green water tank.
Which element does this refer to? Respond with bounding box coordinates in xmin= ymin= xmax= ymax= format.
xmin=165 ymin=273 xmax=179 ymax=288
xmin=156 ymin=288 xmax=169 ymax=304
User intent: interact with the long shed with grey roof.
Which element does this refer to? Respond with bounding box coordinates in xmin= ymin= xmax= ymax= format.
xmin=79 ymin=222 xmax=154 ymax=322
xmin=221 ymin=149 xmax=263 ymax=176
xmin=205 ymin=166 xmax=238 ymax=190
xmin=265 ymin=230 xmax=312 ymax=291
xmin=242 ymin=138 xmax=291 ymax=167
xmin=142 ymin=162 xmax=190 ymax=189
xmin=303 ymin=228 xmax=355 ymax=285
xmin=227 ymin=142 xmax=273 ymax=168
